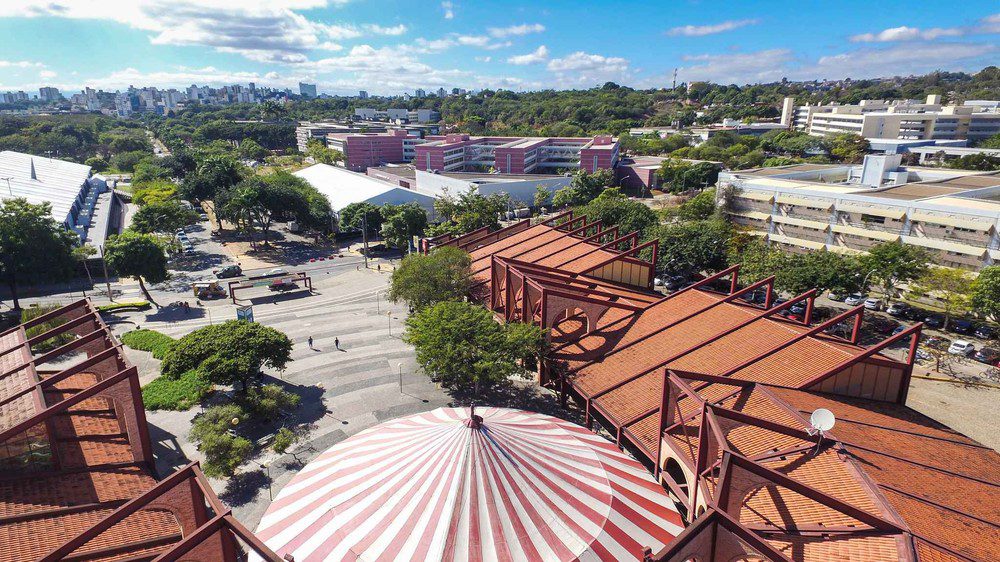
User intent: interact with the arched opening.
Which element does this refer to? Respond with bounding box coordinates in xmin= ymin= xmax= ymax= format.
xmin=663 ymin=458 xmax=690 ymax=520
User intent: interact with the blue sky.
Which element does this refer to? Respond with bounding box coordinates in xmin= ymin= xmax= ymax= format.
xmin=0 ymin=0 xmax=998 ymax=95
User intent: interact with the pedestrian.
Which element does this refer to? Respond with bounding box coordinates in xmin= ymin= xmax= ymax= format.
xmin=308 ymin=336 xmax=313 ymax=349
xmin=377 ymin=263 xmax=381 ymax=272
xmin=335 ymin=337 xmax=340 ymax=350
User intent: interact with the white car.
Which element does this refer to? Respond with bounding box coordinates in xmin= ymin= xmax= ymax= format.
xmin=863 ymin=297 xmax=881 ymax=311
xmin=844 ymin=293 xmax=867 ymax=306
xmin=947 ymin=340 xmax=975 ymax=356
xmin=269 ymin=268 xmax=288 ymax=276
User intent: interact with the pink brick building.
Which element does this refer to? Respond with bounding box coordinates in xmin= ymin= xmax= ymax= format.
xmin=326 ymin=130 xmax=409 ymax=172
xmin=413 ymin=134 xmax=620 ymax=173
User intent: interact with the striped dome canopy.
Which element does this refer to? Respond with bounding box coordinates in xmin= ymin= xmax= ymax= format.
xmin=254 ymin=407 xmax=684 ymax=562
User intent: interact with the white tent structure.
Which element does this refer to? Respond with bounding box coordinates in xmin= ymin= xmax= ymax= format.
xmin=254 ymin=407 xmax=684 ymax=562
xmin=294 ymin=163 xmax=440 ymax=218
xmin=0 ymin=150 xmax=109 ymax=242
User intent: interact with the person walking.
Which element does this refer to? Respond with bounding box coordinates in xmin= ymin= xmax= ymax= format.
xmin=308 ymin=336 xmax=313 ymax=349
xmin=334 ymin=337 xmax=340 ymax=350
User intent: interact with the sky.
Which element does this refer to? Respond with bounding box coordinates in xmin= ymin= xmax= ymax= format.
xmin=0 ymin=0 xmax=998 ymax=96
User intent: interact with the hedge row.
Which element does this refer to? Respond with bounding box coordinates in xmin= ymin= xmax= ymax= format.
xmin=141 ymin=369 xmax=212 ymax=411
xmin=96 ymin=301 xmax=150 ymax=313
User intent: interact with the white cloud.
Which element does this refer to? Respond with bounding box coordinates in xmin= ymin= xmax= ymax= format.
xmin=0 ymin=1 xmax=399 ymax=64
xmin=363 ymin=23 xmax=408 ymax=36
xmin=676 ymin=49 xmax=793 ymax=84
xmin=667 ymin=19 xmax=759 ymax=37
xmin=409 ymin=34 xmax=511 ymax=53
xmin=441 ymin=1 xmax=454 ymax=20
xmin=547 ymin=51 xmax=631 ymax=87
xmin=38 ymin=70 xmax=57 ymax=79
xmin=850 ymin=13 xmax=1000 ymax=42
xmin=0 ymin=60 xmax=44 ymax=68
xmin=488 ymin=23 xmax=544 ymax=38
xmin=507 ymin=45 xmax=548 ymax=65
xmin=475 ymin=56 xmax=492 ymax=62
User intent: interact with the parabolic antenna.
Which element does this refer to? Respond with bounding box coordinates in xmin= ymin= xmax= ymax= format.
xmin=810 ymin=408 xmax=836 ymax=432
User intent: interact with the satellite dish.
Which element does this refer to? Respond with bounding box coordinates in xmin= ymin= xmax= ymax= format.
xmin=810 ymin=408 xmax=836 ymax=432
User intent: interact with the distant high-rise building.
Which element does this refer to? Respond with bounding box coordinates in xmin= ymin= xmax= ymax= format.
xmin=299 ymin=82 xmax=317 ymax=98
xmin=414 ymin=89 xmax=426 ymax=98
xmin=38 ymin=86 xmax=61 ymax=102
xmin=359 ymin=90 xmax=369 ymax=99
xmin=436 ymin=87 xmax=447 ymax=97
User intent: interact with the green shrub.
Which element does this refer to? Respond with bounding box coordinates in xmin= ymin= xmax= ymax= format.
xmin=141 ymin=370 xmax=212 ymax=411
xmin=190 ymin=403 xmax=252 ymax=477
xmin=121 ymin=329 xmax=175 ymax=360
xmin=96 ymin=301 xmax=150 ymax=313
xmin=243 ymin=384 xmax=301 ymax=421
xmin=272 ymin=427 xmax=296 ymax=454
xmin=22 ymin=304 xmax=74 ymax=353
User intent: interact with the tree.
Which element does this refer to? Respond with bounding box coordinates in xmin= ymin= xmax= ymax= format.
xmin=132 ymin=161 xmax=171 ymax=184
xmin=404 ymin=301 xmax=545 ymax=395
xmin=190 ymin=404 xmax=253 ymax=478
xmin=948 ymin=153 xmax=1000 ymax=171
xmin=216 ymin=177 xmax=308 ymax=247
xmin=85 ymin=156 xmax=109 ymax=172
xmin=430 ymin=190 xmax=509 ymax=236
xmin=161 ymin=320 xmax=293 ymax=389
xmin=579 ymin=188 xmax=658 ymax=237
xmin=777 ymin=251 xmax=864 ymax=296
xmin=676 ymin=188 xmax=718 ymax=221
xmin=907 ymin=267 xmax=974 ymax=330
xmin=179 ymin=155 xmax=244 ymax=204
xmin=858 ymin=241 xmax=930 ymax=305
xmin=971 ymin=266 xmax=1000 ymax=319
xmin=380 ymin=203 xmax=428 ymax=251
xmin=389 ymin=246 xmax=472 ymax=309
xmin=570 ymin=168 xmax=615 ymax=202
xmin=339 ymin=202 xmax=383 ymax=235
xmin=132 ymin=180 xmax=178 ymax=206
xmin=655 ymin=220 xmax=732 ymax=276
xmin=533 ymin=185 xmax=550 ymax=210
xmin=552 ymin=187 xmax=585 ymax=209
xmin=827 ymin=133 xmax=870 ymax=163
xmin=980 ymin=133 xmax=1000 ymax=149
xmin=103 ymin=230 xmax=168 ymax=307
xmin=0 ymin=198 xmax=78 ymax=309
xmin=130 ymin=200 xmax=199 ymax=234
xmin=264 ymin=170 xmax=333 ymax=233
xmin=237 ymin=138 xmax=269 ymax=161
xmin=305 ymin=138 xmax=344 ymax=165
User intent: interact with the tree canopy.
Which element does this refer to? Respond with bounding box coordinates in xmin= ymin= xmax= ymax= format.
xmin=388 ymin=246 xmax=472 ymax=309
xmin=404 ymin=301 xmax=545 ymax=395
xmin=161 ymin=320 xmax=293 ymax=389
xmin=130 ymin=200 xmax=199 ymax=234
xmin=858 ymin=241 xmax=931 ymax=303
xmin=103 ymin=230 xmax=168 ymax=306
xmin=578 ymin=188 xmax=658 ymax=238
xmin=380 ymin=203 xmax=428 ymax=251
xmin=971 ymin=266 xmax=1000 ymax=320
xmin=429 ymin=190 xmax=510 ymax=236
xmin=0 ymin=198 xmax=78 ymax=309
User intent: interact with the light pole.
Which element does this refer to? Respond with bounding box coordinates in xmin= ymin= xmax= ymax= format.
xmin=0 ymin=177 xmax=12 ymax=196
xmin=387 ymin=310 xmax=392 ymax=336
xmin=398 ymin=363 xmax=403 ymax=393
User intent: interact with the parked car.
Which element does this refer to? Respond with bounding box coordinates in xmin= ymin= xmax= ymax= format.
xmin=214 ymin=265 xmax=243 ymax=279
xmin=891 ymin=325 xmax=907 ymax=336
xmin=863 ymin=297 xmax=881 ymax=311
xmin=948 ymin=340 xmax=975 ymax=356
xmin=789 ymin=302 xmax=807 ymax=316
xmin=826 ymin=290 xmax=847 ymax=302
xmin=915 ymin=348 xmax=932 ymax=362
xmin=975 ymin=324 xmax=995 ymax=340
xmin=949 ymin=319 xmax=974 ymax=334
xmin=886 ymin=302 xmax=909 ymax=317
xmin=904 ymin=307 xmax=927 ymax=321
xmin=924 ymin=336 xmax=951 ymax=350
xmin=973 ymin=347 xmax=1000 ymax=365
xmin=740 ymin=289 xmax=767 ymax=305
xmin=923 ymin=314 xmax=944 ymax=329
xmin=653 ymin=276 xmax=665 ymax=287
xmin=844 ymin=293 xmax=867 ymax=306
xmin=269 ymin=268 xmax=289 ymax=276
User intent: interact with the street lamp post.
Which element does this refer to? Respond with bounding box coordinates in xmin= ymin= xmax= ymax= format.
xmin=398 ymin=363 xmax=403 ymax=393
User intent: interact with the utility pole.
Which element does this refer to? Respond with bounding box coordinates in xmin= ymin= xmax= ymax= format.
xmin=1 ymin=177 xmax=12 ymax=196
xmin=361 ymin=212 xmax=370 ymax=269
xmin=98 ymin=245 xmax=115 ymax=302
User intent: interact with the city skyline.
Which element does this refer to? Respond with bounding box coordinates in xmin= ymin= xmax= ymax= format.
xmin=0 ymin=1 xmax=998 ymax=95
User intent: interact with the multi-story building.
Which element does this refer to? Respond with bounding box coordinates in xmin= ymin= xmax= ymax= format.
xmin=436 ymin=87 xmax=447 ymax=98
xmin=299 ymin=82 xmax=317 ymax=98
xmin=353 ymin=107 xmax=440 ymax=123
xmin=414 ymin=88 xmax=426 ymax=98
xmin=38 ymin=86 xmax=60 ymax=102
xmin=718 ymin=157 xmax=1000 ymax=270
xmin=325 ymin=130 xmax=411 ymax=171
xmin=781 ymin=95 xmax=1000 ymax=142
xmin=358 ymin=90 xmax=369 ymax=99
xmin=0 ymin=90 xmax=28 ymax=104
xmin=413 ymin=134 xmax=620 ymax=173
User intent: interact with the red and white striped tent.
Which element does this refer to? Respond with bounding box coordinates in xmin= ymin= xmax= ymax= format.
xmin=253 ymin=407 xmax=684 ymax=562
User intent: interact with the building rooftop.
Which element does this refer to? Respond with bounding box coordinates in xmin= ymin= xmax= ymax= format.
xmin=294 ymin=163 xmax=441 ymax=211
xmin=0 ymin=150 xmax=93 ymax=223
